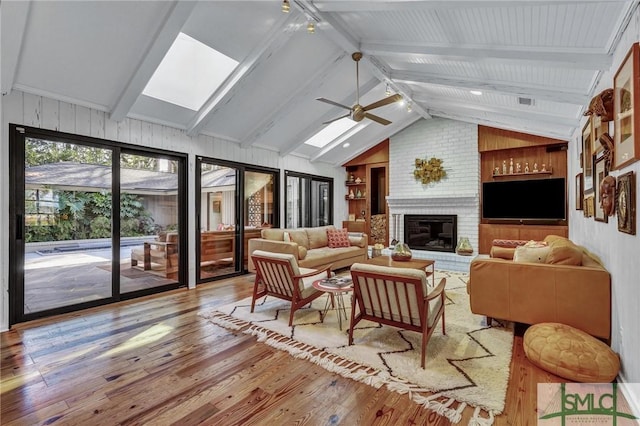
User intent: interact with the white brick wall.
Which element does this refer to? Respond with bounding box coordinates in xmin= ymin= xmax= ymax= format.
xmin=388 ymin=117 xmax=480 ymax=269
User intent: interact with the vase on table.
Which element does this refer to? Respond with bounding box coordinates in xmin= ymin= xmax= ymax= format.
xmin=391 ymin=243 xmax=412 ymax=261
xmin=456 ymin=237 xmax=473 ymax=256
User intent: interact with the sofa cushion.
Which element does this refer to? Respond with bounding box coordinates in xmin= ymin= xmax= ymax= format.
xmin=307 ymin=225 xmax=334 ymax=249
xmin=513 ymin=245 xmax=551 ymax=263
xmin=262 ymin=228 xmax=285 ymax=241
xmin=327 ymin=228 xmax=350 ymax=248
xmin=492 ymin=239 xmax=527 ymax=248
xmin=298 ymin=246 xmax=308 ymax=260
xmin=348 ymin=232 xmax=366 ymax=248
xmin=545 ymin=237 xmax=582 ymax=265
xmin=288 ymin=229 xmax=309 ymax=249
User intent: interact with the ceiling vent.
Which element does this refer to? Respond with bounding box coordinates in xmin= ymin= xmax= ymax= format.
xmin=518 ymin=97 xmax=534 ymax=106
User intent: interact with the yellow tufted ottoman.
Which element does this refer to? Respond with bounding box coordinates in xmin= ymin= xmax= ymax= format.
xmin=523 ymin=322 xmax=619 ymax=382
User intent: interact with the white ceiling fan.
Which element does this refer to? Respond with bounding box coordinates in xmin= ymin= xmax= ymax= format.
xmin=316 ymin=52 xmax=402 ymax=126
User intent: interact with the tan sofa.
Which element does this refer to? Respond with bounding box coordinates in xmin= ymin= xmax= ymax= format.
xmin=468 ymin=235 xmax=611 ymax=340
xmin=248 ymin=225 xmax=368 ymax=273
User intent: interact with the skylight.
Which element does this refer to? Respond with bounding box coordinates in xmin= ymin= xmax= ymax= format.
xmin=304 ymin=118 xmax=358 ymax=148
xmin=142 ymin=32 xmax=238 ymax=111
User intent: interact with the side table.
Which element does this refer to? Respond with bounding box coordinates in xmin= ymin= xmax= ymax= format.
xmin=312 ymin=278 xmax=353 ymax=330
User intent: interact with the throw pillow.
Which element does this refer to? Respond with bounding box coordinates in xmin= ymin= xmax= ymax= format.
xmin=513 ymin=245 xmax=551 ymax=263
xmin=546 ymin=239 xmax=582 ymax=265
xmin=327 ymin=228 xmax=350 ymax=248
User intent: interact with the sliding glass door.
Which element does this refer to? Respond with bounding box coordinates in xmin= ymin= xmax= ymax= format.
xmin=197 ymin=158 xmax=278 ymax=282
xmin=9 ymin=125 xmax=186 ymax=325
xmin=285 ymin=171 xmax=333 ymax=228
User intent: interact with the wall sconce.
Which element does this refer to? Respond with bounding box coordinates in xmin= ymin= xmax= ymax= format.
xmin=282 ymin=0 xmax=290 ymax=13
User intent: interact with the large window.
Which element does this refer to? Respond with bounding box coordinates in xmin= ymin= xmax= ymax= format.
xmin=285 ymin=171 xmax=333 ymax=228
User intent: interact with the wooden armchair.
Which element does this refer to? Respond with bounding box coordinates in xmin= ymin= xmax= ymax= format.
xmin=130 ymin=231 xmax=178 ymax=279
xmin=251 ymin=250 xmax=331 ymax=326
xmin=349 ymin=263 xmax=446 ymax=368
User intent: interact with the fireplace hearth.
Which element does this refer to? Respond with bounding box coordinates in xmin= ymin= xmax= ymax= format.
xmin=404 ymin=214 xmax=457 ymax=253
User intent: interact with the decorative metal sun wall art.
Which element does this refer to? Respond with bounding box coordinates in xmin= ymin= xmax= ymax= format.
xmin=414 ymin=157 xmax=446 ymax=184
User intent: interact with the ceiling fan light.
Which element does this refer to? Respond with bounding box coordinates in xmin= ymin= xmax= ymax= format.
xmin=281 ymin=0 xmax=290 ymax=13
xmin=307 ymin=21 xmax=315 ymax=34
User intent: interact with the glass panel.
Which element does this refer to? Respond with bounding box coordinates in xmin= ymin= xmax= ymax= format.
xmin=245 ymin=170 xmax=275 ymax=270
xmin=24 ymin=138 xmax=113 ymax=313
xmin=286 ymin=175 xmax=301 ymax=228
xmin=121 ymin=154 xmax=179 ymax=291
xmin=286 ymin=173 xmax=332 ymax=228
xmin=311 ymin=180 xmax=329 ymax=227
xmin=199 ymin=164 xmax=239 ymax=280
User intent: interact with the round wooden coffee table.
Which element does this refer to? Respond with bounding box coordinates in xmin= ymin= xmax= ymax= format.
xmin=312 ymin=278 xmax=353 ymax=330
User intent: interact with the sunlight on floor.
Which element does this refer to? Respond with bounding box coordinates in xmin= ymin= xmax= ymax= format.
xmin=97 ymin=323 xmax=174 ymax=359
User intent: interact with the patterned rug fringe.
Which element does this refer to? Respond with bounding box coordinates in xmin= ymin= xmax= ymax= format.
xmin=204 ymin=310 xmax=500 ymax=425
xmin=468 ymin=406 xmax=495 ymax=426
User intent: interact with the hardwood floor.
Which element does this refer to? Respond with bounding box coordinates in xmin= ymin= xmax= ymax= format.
xmin=1 ymin=274 xmax=562 ymax=425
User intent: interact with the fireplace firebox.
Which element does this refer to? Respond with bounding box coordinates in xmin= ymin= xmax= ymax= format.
xmin=404 ymin=214 xmax=457 ymax=253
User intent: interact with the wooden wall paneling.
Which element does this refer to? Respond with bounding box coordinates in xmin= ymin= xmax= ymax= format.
xmin=478 ymin=126 xmax=569 ymax=254
xmin=23 ymin=92 xmax=42 ymax=128
xmin=90 ymin=109 xmax=105 ymax=139
xmin=129 ymin=118 xmax=142 ymax=146
xmin=478 ymin=125 xmax=567 ymax=152
xmin=41 ymin=97 xmax=59 ymax=131
xmin=117 ymin=117 xmax=130 ymax=143
xmin=75 ymin=105 xmax=91 ymax=137
xmin=59 ymin=101 xmax=75 ymax=134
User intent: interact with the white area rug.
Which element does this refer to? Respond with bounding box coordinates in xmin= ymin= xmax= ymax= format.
xmin=200 ymin=270 xmax=513 ymax=425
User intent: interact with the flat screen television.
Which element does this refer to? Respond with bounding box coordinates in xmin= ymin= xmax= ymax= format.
xmin=482 ymin=177 xmax=566 ymax=221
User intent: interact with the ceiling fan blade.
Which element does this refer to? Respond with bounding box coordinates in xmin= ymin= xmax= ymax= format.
xmin=364 ymin=113 xmax=391 ymax=126
xmin=363 ymin=94 xmax=402 ymax=111
xmin=316 ymin=97 xmax=352 ymax=110
xmin=323 ymin=113 xmax=351 ymax=125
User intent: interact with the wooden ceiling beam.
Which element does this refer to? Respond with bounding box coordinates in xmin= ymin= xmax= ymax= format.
xmin=314 ymin=1 xmax=625 ymax=13
xmin=109 ymin=1 xmax=196 ymax=123
xmin=361 ymin=42 xmax=612 ymax=70
xmin=187 ymin=11 xmax=304 ymax=137
xmin=395 ymin=70 xmax=589 ymax=105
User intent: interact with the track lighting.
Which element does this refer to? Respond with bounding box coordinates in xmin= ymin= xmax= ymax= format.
xmin=407 ymin=102 xmax=412 ymax=112
xmin=385 ymin=84 xmax=392 ymax=97
xmin=282 ymin=0 xmax=290 ymax=13
xmin=307 ymin=21 xmax=315 ymax=34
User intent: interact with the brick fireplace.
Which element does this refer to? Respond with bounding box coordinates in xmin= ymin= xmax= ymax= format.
xmin=386 ymin=118 xmax=480 ymax=271
xmin=405 ymin=214 xmax=457 ymax=253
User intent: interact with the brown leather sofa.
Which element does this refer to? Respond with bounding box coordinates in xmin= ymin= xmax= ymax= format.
xmin=468 ymin=235 xmax=611 ymax=340
xmin=248 ymin=225 xmax=368 ymax=273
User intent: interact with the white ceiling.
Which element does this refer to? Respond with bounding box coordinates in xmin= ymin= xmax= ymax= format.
xmin=2 ymin=1 xmax=638 ymax=166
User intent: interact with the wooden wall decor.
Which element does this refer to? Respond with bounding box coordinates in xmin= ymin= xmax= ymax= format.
xmin=617 ymin=171 xmax=636 ymax=235
xmin=414 ymin=157 xmax=446 ymax=184
xmin=613 ymin=43 xmax=640 ymax=170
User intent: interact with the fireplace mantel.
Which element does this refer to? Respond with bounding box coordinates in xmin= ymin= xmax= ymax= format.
xmin=387 ymin=193 xmax=477 ymax=209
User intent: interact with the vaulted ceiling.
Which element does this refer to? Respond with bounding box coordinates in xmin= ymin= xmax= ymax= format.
xmin=2 ymin=1 xmax=637 ymax=166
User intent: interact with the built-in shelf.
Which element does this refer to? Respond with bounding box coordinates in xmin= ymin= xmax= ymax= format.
xmin=492 ymin=169 xmax=552 ymax=179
